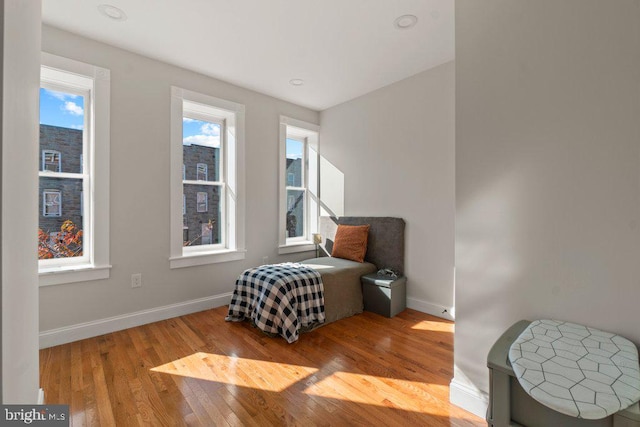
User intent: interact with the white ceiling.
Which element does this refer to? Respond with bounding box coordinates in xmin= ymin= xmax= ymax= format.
xmin=42 ymin=0 xmax=454 ymax=111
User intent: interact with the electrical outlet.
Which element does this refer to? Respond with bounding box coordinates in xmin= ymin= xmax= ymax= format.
xmin=262 ymin=256 xmax=269 ymax=265
xmin=131 ymin=273 xmax=142 ymax=288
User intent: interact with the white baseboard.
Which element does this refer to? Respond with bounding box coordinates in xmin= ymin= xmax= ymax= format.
xmin=406 ymin=296 xmax=455 ymax=321
xmin=39 ymin=292 xmax=233 ymax=349
xmin=449 ymin=377 xmax=489 ymax=419
xmin=38 ymin=388 xmax=44 ymax=405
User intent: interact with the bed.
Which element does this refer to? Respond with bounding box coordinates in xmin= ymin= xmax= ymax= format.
xmin=226 ymin=216 xmax=405 ymax=342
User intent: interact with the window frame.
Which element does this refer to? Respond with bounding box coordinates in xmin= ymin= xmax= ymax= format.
xmin=169 ymin=87 xmax=246 ymax=268
xmin=284 ymin=135 xmax=308 ymax=243
xmin=182 ymin=111 xmax=225 ymax=252
xmin=278 ymin=116 xmax=320 ymax=254
xmin=38 ymin=80 xmax=89 ymax=269
xmin=38 ymin=52 xmax=111 ymax=286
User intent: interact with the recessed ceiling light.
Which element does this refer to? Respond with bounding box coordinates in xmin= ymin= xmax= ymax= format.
xmin=394 ymin=14 xmax=418 ymax=30
xmin=289 ymin=79 xmax=304 ymax=86
xmin=97 ymin=4 xmax=127 ymax=21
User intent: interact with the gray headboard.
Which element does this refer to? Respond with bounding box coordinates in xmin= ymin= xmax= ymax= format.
xmin=319 ymin=216 xmax=405 ymax=275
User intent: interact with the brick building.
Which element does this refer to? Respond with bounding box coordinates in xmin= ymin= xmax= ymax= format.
xmin=39 ymin=125 xmax=223 ymax=249
xmin=38 ymin=124 xmax=83 ymax=235
xmin=182 ymin=143 xmax=221 ymax=245
xmin=286 ymin=158 xmax=304 ymax=237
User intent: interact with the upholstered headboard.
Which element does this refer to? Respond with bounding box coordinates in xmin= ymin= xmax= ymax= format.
xmin=319 ymin=216 xmax=405 ymax=275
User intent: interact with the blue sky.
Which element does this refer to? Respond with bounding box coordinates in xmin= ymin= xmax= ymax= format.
xmin=39 ymin=88 xmax=84 ymax=130
xmin=183 ymin=118 xmax=220 ymax=147
xmin=286 ymin=138 xmax=303 ymax=159
xmin=41 ymin=88 xmax=305 ymax=160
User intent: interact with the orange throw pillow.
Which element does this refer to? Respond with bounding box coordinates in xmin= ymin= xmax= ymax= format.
xmin=331 ymin=224 xmax=370 ymax=263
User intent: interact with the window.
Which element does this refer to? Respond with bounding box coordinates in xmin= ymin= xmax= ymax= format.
xmin=196 ymin=163 xmax=208 ymax=181
xmin=39 ymin=53 xmax=111 ymax=286
xmin=43 ymin=190 xmax=62 ymax=217
xmin=196 ymin=192 xmax=208 ymax=212
xmin=278 ymin=116 xmax=319 ymax=254
xmin=201 ymin=223 xmax=212 ymax=245
xmin=285 ymin=136 xmax=306 ymax=239
xmin=170 ymin=87 xmax=246 ymax=268
xmin=42 ymin=150 xmax=61 ymax=172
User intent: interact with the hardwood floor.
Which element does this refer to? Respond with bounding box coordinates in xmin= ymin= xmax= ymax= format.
xmin=40 ymin=307 xmax=484 ymax=426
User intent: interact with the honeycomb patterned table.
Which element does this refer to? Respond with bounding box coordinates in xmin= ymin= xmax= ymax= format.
xmin=509 ymin=319 xmax=640 ymax=419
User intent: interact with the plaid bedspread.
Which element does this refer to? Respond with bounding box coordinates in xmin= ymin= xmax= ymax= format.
xmin=225 ymin=263 xmax=325 ymax=343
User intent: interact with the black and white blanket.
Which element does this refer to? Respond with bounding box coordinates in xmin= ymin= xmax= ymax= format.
xmin=225 ymin=263 xmax=325 ymax=343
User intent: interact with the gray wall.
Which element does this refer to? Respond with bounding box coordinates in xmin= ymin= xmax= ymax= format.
xmin=320 ymin=61 xmax=455 ymax=314
xmin=40 ymin=25 xmax=319 ymax=331
xmin=454 ymin=0 xmax=640 ymax=410
xmin=2 ymin=0 xmax=41 ymax=403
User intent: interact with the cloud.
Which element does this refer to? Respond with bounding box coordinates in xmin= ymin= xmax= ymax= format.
xmin=43 ymin=89 xmax=79 ymax=102
xmin=183 ymin=117 xmax=196 ymax=123
xmin=70 ymin=124 xmax=84 ymax=130
xmin=182 ymin=121 xmax=221 ymax=147
xmin=63 ymin=101 xmax=84 ymax=116
xmin=201 ymin=123 xmax=220 ymax=136
xmin=183 ymin=135 xmax=220 ymax=148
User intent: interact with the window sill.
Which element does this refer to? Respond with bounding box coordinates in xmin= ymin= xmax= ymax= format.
xmin=278 ymin=242 xmax=316 ymax=255
xmin=39 ymin=265 xmax=112 ymax=287
xmin=169 ymin=249 xmax=246 ymax=269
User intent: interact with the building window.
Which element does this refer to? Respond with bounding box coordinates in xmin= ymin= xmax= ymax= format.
xmin=170 ymin=87 xmax=246 ymax=268
xmin=42 ymin=150 xmax=61 ymax=172
xmin=201 ymin=223 xmax=213 ymax=245
xmin=196 ymin=192 xmax=208 ymax=212
xmin=42 ymin=190 xmax=62 ymax=217
xmin=279 ymin=116 xmax=319 ymax=253
xmin=38 ymin=53 xmax=111 ymax=286
xmin=196 ymin=163 xmax=208 ymax=181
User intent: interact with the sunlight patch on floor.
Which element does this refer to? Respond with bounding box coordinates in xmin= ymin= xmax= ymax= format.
xmin=304 ymin=371 xmax=449 ymax=413
xmin=151 ymin=352 xmax=318 ymax=392
xmin=411 ymin=320 xmax=453 ymax=333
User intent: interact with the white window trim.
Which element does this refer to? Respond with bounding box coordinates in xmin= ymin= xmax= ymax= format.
xmin=38 ymin=52 xmax=111 ymax=286
xmin=170 ymin=86 xmax=246 ymax=268
xmin=278 ymin=116 xmax=319 ymax=255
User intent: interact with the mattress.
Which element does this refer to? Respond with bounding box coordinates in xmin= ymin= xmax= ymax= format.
xmin=301 ymin=256 xmax=377 ymax=324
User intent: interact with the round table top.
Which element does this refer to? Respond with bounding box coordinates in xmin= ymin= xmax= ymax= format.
xmin=509 ymin=319 xmax=640 ymax=419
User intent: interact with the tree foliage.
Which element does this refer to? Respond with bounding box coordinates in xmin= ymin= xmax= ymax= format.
xmin=38 ymin=220 xmax=83 ymax=259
